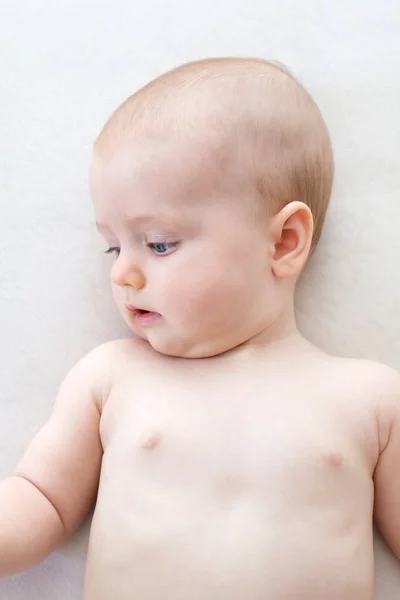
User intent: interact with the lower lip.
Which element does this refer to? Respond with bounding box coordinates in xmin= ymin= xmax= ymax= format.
xmin=134 ymin=311 xmax=162 ymax=327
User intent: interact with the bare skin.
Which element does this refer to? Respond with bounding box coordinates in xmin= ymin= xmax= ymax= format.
xmin=3 ymin=61 xmax=400 ymax=597
xmin=7 ymin=330 xmax=400 ymax=598
xmin=3 ymin=136 xmax=399 ymax=599
xmin=77 ymin=333 xmax=389 ymax=600
xmin=3 ymin=134 xmax=400 ymax=599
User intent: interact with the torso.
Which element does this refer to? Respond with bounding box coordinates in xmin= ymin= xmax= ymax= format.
xmin=83 ymin=337 xmax=381 ymax=600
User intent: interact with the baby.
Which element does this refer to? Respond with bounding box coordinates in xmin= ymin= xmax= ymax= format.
xmin=1 ymin=57 xmax=400 ymax=600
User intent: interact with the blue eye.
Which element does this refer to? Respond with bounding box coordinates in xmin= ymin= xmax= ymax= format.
xmin=104 ymin=243 xmax=178 ymax=258
xmin=147 ymin=242 xmax=178 ymax=256
xmin=104 ymin=247 xmax=120 ymax=256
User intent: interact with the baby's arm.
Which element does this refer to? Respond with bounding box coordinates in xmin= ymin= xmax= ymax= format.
xmin=0 ymin=344 xmax=108 ymax=576
xmin=373 ymin=366 xmax=400 ymax=558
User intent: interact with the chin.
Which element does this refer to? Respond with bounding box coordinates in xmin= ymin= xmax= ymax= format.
xmin=150 ymin=340 xmax=187 ymax=358
xmin=156 ymin=339 xmax=225 ymax=359
xmin=142 ymin=334 xmax=196 ymax=359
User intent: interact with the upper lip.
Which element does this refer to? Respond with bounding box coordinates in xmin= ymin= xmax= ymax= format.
xmin=125 ymin=303 xmax=152 ymax=313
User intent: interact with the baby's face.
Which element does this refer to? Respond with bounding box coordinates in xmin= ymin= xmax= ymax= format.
xmin=90 ymin=136 xmax=279 ymax=358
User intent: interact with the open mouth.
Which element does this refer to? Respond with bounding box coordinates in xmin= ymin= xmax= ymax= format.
xmin=126 ymin=304 xmax=148 ymax=314
xmin=125 ymin=304 xmax=160 ymax=317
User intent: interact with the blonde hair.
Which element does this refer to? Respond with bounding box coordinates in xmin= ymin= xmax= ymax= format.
xmin=94 ymin=57 xmax=334 ymax=252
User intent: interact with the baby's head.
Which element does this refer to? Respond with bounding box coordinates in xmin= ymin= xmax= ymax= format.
xmin=90 ymin=57 xmax=333 ymax=359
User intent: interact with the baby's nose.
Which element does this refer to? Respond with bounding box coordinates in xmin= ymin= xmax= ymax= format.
xmin=111 ymin=257 xmax=146 ymax=290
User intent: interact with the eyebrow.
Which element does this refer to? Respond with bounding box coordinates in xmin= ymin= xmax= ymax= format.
xmin=96 ymin=215 xmax=156 ymax=230
xmin=95 ymin=214 xmax=185 ymax=231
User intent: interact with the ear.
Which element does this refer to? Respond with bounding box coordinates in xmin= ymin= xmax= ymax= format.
xmin=269 ymin=202 xmax=313 ymax=279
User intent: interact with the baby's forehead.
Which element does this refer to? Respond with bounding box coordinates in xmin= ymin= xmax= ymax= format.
xmin=90 ymin=139 xmax=260 ymax=235
xmin=91 ymin=130 xmax=249 ymax=203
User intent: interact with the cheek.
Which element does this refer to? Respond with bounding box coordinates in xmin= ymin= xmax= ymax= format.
xmin=160 ymin=257 xmax=250 ymax=317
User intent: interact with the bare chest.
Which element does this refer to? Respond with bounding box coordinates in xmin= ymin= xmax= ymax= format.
xmin=84 ymin=353 xmax=378 ymax=600
xmin=98 ymin=368 xmax=372 ymax=509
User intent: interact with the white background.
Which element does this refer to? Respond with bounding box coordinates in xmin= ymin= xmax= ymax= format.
xmin=1 ymin=0 xmax=399 ymax=597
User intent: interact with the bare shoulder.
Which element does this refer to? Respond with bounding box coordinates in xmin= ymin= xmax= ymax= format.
xmin=318 ymin=353 xmax=400 ymax=424
xmin=317 ymin=352 xmax=399 ymax=395
xmin=327 ymin=355 xmax=399 ymax=392
xmin=93 ymin=336 xmax=159 ymax=370
xmin=86 ymin=336 xmax=149 ymax=363
xmin=75 ymin=337 xmax=153 ymax=411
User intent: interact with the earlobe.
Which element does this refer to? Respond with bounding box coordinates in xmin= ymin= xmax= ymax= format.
xmin=270 ymin=202 xmax=313 ymax=279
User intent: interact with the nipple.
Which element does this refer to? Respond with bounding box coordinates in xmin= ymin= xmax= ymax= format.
xmin=139 ymin=430 xmax=162 ymax=450
xmin=324 ymin=451 xmax=342 ymax=467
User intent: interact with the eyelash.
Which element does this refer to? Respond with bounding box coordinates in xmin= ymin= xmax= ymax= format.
xmin=104 ymin=242 xmax=178 ymax=257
